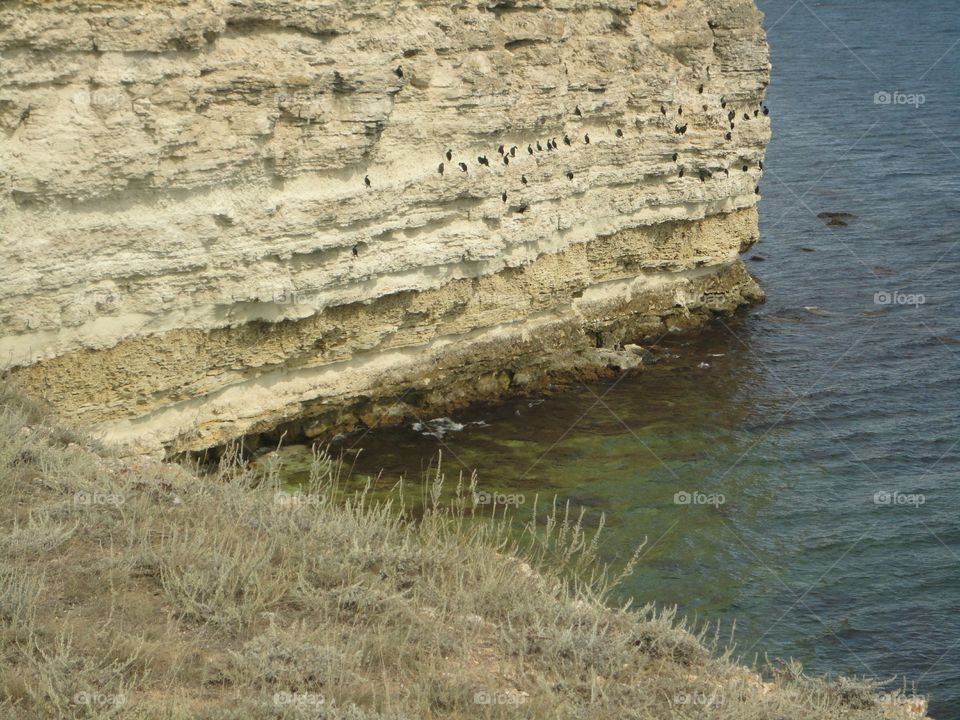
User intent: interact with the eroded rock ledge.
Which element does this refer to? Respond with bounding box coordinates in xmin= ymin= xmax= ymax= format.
xmin=1 ymin=0 xmax=771 ymax=454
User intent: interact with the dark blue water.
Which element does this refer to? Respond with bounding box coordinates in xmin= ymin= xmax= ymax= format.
xmin=285 ymin=2 xmax=960 ymax=715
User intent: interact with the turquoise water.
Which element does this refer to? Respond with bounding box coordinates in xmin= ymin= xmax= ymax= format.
xmin=277 ymin=2 xmax=960 ymax=715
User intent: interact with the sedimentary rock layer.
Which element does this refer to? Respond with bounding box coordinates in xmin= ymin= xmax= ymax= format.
xmin=0 ymin=0 xmax=771 ymax=454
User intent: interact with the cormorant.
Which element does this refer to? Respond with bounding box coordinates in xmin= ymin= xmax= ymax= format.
xmin=575 ymin=106 xmax=582 ymax=117
xmin=728 ymin=110 xmax=736 ymax=121
xmin=566 ymin=171 xmax=574 ymax=180
xmin=742 ymin=165 xmax=748 ymax=172
xmin=726 ymin=132 xmax=732 ymax=140
xmin=498 ymin=144 xmax=505 ymax=155
xmin=528 ymin=144 xmax=534 ymax=155
xmin=536 ymin=141 xmax=543 ymax=151
xmin=510 ymin=146 xmax=517 ymax=157
xmin=616 ymin=128 xmax=623 ymax=137
xmin=723 ymin=168 xmax=729 ymax=176
xmin=698 ymin=84 xmax=704 ymax=94
xmin=521 ymin=175 xmax=528 ymax=185
xmin=679 ymin=167 xmax=685 ymax=177
xmin=743 ymin=113 xmax=750 ymax=121
xmin=678 ymin=106 xmax=683 ymax=116
xmin=446 ymin=149 xmax=452 ymax=161
xmin=478 ymin=155 xmax=489 ymax=166
xmin=754 ymin=109 xmax=759 ymax=117
xmin=730 ymin=122 xmax=735 ymax=130
xmin=675 ymin=124 xmax=687 ymax=134
xmin=759 ymin=160 xmax=764 ymax=170
xmin=517 ymin=202 xmax=529 ymax=213
xmin=352 ymin=244 xmax=358 ymax=256
xmin=661 ymin=105 xmax=667 ymax=116
xmin=458 ymin=162 xmax=468 ymax=172
xmin=672 ymin=153 xmax=678 ymax=162
xmin=546 ymin=140 xmax=554 ymax=152
xmin=721 ymin=97 xmax=727 ymax=108
xmin=394 ymin=66 xmax=403 ymax=78
xmin=584 ymin=133 xmax=590 ymax=144
xmin=364 ymin=175 xmax=370 ymax=187
xmin=502 ymin=191 xmax=507 ymax=202
xmin=504 ymin=155 xmax=510 ymax=164
xmin=438 ymin=162 xmax=444 ymax=175
xmin=564 ymin=135 xmax=571 ymax=146
xmin=755 ymin=185 xmax=760 ymax=194
xmin=762 ymin=106 xmax=769 ymax=116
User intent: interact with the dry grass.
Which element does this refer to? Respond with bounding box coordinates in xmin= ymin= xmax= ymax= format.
xmin=0 ymin=384 xmax=926 ymax=719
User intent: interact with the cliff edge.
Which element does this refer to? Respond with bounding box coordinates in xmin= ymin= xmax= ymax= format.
xmin=1 ymin=0 xmax=771 ymax=454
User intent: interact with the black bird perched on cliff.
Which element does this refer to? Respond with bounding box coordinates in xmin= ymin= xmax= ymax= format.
xmin=743 ymin=113 xmax=750 ymax=121
xmin=616 ymin=128 xmax=623 ymax=137
xmin=352 ymin=244 xmax=359 ymax=256
xmin=675 ymin=124 xmax=687 ymax=135
xmin=446 ymin=149 xmax=453 ymax=161
xmin=478 ymin=155 xmax=489 ymax=166
xmin=679 ymin=167 xmax=685 ymax=177
xmin=528 ymin=144 xmax=534 ymax=155
xmin=394 ymin=65 xmax=403 ymax=78
xmin=584 ymin=133 xmax=590 ymax=144
xmin=566 ymin=170 xmax=574 ymax=180
xmin=564 ymin=134 xmax=572 ymax=146
xmin=678 ymin=106 xmax=683 ymax=116
xmin=517 ymin=202 xmax=529 ymax=213
xmin=438 ymin=162 xmax=444 ymax=176
xmin=672 ymin=152 xmax=678 ymax=162
xmin=546 ymin=140 xmax=554 ymax=152
xmin=551 ymin=138 xmax=559 ymax=149
xmin=521 ymin=175 xmax=528 ymax=185
xmin=575 ymin=105 xmax=582 ymax=117
xmin=498 ymin=144 xmax=505 ymax=155
xmin=742 ymin=164 xmax=748 ymax=172
xmin=536 ymin=141 xmax=543 ymax=151
xmin=699 ymin=170 xmax=707 ymax=182
xmin=698 ymin=84 xmax=704 ymax=94
xmin=762 ymin=105 xmax=769 ymax=116
xmin=759 ymin=160 xmax=764 ymax=170
xmin=730 ymin=122 xmax=735 ymax=130
xmin=723 ymin=168 xmax=729 ymax=176
xmin=510 ymin=146 xmax=517 ymax=157
xmin=755 ymin=185 xmax=760 ymax=194
xmin=364 ymin=175 xmax=371 ymax=187
xmin=502 ymin=191 xmax=507 ymax=202
xmin=726 ymin=132 xmax=732 ymax=140
xmin=660 ymin=104 xmax=667 ymax=116
xmin=721 ymin=96 xmax=727 ymax=108
xmin=458 ymin=162 xmax=468 ymax=172
xmin=754 ymin=109 xmax=760 ymax=117
xmin=503 ymin=155 xmax=510 ymax=164
xmin=728 ymin=110 xmax=736 ymax=121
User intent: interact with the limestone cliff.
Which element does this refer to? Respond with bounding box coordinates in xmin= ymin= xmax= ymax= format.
xmin=0 ymin=0 xmax=771 ymax=454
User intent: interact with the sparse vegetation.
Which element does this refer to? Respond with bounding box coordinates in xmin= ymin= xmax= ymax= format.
xmin=0 ymin=385 xmax=925 ymax=718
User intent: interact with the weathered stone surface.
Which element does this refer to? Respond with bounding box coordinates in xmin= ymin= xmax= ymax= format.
xmin=1 ymin=0 xmax=771 ymax=454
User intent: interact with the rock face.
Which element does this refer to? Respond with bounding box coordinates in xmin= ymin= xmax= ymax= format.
xmin=1 ymin=0 xmax=771 ymax=454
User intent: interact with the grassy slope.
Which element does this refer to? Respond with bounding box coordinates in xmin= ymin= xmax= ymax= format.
xmin=0 ymin=386 xmax=927 ymax=719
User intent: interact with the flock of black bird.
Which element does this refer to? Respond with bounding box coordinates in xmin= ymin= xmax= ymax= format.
xmin=363 ymin=92 xmax=769 ymax=203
